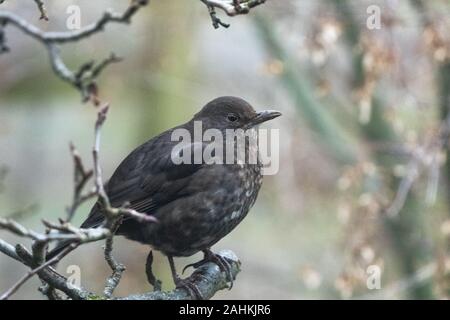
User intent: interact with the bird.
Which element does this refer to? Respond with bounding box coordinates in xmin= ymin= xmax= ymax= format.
xmin=48 ymin=96 xmax=281 ymax=298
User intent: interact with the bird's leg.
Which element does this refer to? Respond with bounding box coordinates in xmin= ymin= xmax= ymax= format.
xmin=167 ymin=255 xmax=204 ymax=299
xmin=182 ymin=248 xmax=235 ymax=289
xmin=145 ymin=250 xmax=162 ymax=291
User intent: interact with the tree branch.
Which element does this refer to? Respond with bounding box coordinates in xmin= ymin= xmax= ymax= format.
xmin=0 ymin=0 xmax=148 ymax=101
xmin=200 ymin=0 xmax=266 ymax=29
xmin=118 ymin=250 xmax=241 ymax=300
xmin=0 ymin=243 xmax=76 ymax=300
xmin=0 ymin=0 xmax=48 ymax=20
xmin=0 ymin=104 xmax=237 ymax=300
xmin=0 ymin=0 xmax=253 ymax=300
xmin=0 ymin=238 xmax=20 ymax=262
xmin=33 ymin=0 xmax=48 ymax=21
xmin=0 ymin=104 xmax=153 ymax=299
xmin=103 ymin=218 xmax=125 ymax=298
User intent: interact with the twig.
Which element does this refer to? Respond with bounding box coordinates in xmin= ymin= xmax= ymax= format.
xmin=385 ymin=113 xmax=450 ymax=217
xmin=385 ymin=157 xmax=420 ymax=217
xmin=205 ymin=4 xmax=230 ymax=29
xmin=0 ymin=125 xmax=113 ymax=300
xmin=0 ymin=238 xmax=21 ymax=262
xmin=33 ymin=0 xmax=48 ymax=21
xmin=1 ymin=217 xmax=110 ymax=243
xmin=93 ymin=104 xmax=111 ymax=209
xmin=65 ymin=142 xmax=94 ymax=222
xmin=103 ymin=217 xmax=125 ymax=298
xmin=39 ymin=283 xmax=63 ymax=300
xmin=0 ymin=0 xmax=256 ymax=300
xmin=0 ymin=0 xmax=148 ymax=101
xmin=90 ymin=105 xmax=158 ymax=225
xmin=0 ymin=93 xmax=237 ymax=301
xmin=0 ymin=0 xmax=48 ymax=20
xmin=200 ymin=0 xmax=266 ymax=29
xmin=14 ymin=244 xmax=93 ymax=300
xmin=0 ymin=243 xmax=77 ymax=300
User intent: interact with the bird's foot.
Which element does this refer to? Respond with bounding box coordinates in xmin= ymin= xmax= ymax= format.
xmin=174 ymin=276 xmax=204 ymax=300
xmin=183 ymin=249 xmax=235 ymax=289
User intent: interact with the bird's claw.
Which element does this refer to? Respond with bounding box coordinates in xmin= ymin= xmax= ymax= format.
xmin=212 ymin=253 xmax=235 ymax=290
xmin=183 ymin=249 xmax=235 ymax=290
xmin=174 ymin=277 xmax=204 ymax=300
xmin=182 ymin=259 xmax=206 ymax=274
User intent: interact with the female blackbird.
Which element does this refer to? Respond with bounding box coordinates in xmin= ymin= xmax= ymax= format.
xmin=49 ymin=96 xmax=281 ymax=297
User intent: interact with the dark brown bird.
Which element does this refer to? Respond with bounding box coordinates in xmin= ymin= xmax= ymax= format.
xmin=49 ymin=96 xmax=281 ymax=297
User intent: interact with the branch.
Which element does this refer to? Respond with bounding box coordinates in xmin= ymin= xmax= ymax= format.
xmin=65 ymin=142 xmax=94 ymax=222
xmin=0 ymin=0 xmax=148 ymax=101
xmin=118 ymin=250 xmax=241 ymax=300
xmin=0 ymin=105 xmax=132 ymax=299
xmin=102 ymin=218 xmax=125 ymax=298
xmin=33 ymin=0 xmax=48 ymax=21
xmin=0 ymin=238 xmax=20 ymax=262
xmin=200 ymin=0 xmax=266 ymax=29
xmin=13 ymin=244 xmax=94 ymax=300
xmin=0 ymin=102 xmax=237 ymax=301
xmin=1 ymin=229 xmax=241 ymax=300
xmin=385 ymin=112 xmax=450 ymax=217
xmin=0 ymin=0 xmax=48 ymax=20
xmin=0 ymin=243 xmax=76 ymax=300
xmin=0 ymin=0 xmax=254 ymax=300
xmin=0 ymin=217 xmax=111 ymax=243
xmin=0 ymin=105 xmax=156 ymax=300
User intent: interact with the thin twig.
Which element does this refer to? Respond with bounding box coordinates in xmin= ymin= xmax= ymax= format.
xmin=1 ymin=217 xmax=110 ymax=243
xmin=0 ymin=0 xmax=256 ymax=300
xmin=0 ymin=238 xmax=21 ymax=262
xmin=0 ymin=0 xmax=148 ymax=101
xmin=14 ymin=244 xmax=92 ymax=300
xmin=93 ymin=104 xmax=111 ymax=209
xmin=66 ymin=142 xmax=94 ymax=222
xmin=103 ymin=217 xmax=125 ymax=298
xmin=200 ymin=0 xmax=266 ymax=29
xmin=0 ymin=243 xmax=77 ymax=300
xmin=33 ymin=0 xmax=48 ymax=21
xmin=385 ymin=113 xmax=450 ymax=217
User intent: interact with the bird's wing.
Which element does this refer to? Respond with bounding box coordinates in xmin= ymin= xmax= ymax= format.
xmin=80 ymin=137 xmax=206 ymax=229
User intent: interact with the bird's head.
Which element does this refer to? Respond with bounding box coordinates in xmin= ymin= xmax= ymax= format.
xmin=193 ymin=96 xmax=281 ymax=130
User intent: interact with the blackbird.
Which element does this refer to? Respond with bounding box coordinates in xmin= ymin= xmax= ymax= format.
xmin=48 ymin=96 xmax=281 ymax=297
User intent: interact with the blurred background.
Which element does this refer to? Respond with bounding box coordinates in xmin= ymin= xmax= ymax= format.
xmin=1 ymin=0 xmax=450 ymax=299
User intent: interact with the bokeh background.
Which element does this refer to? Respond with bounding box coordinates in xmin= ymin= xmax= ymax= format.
xmin=1 ymin=0 xmax=450 ymax=299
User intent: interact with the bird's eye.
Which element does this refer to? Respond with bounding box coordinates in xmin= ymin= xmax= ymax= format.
xmin=227 ymin=113 xmax=239 ymax=122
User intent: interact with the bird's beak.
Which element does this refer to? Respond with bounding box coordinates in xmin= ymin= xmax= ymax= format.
xmin=246 ymin=110 xmax=282 ymax=128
